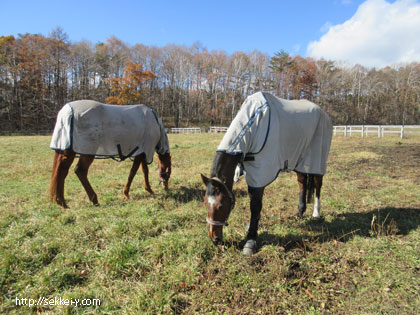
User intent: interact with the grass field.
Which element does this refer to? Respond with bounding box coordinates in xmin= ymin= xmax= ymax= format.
xmin=0 ymin=134 xmax=419 ymax=314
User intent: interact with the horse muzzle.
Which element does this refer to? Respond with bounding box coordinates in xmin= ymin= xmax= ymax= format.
xmin=208 ymin=225 xmax=223 ymax=244
xmin=160 ymin=179 xmax=168 ymax=190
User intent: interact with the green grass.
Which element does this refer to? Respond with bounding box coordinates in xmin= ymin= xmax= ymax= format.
xmin=0 ymin=134 xmax=419 ymax=314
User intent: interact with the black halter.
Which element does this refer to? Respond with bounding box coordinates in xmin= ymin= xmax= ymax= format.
xmin=159 ymin=171 xmax=169 ymax=183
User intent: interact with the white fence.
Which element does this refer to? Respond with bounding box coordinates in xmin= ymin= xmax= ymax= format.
xmin=166 ymin=127 xmax=228 ymax=134
xmin=0 ymin=130 xmax=53 ymax=136
xmin=209 ymin=126 xmax=229 ymax=133
xmin=167 ymin=127 xmax=201 ymax=134
xmin=166 ymin=125 xmax=420 ymax=138
xmin=2 ymin=125 xmax=420 ymax=138
xmin=333 ymin=125 xmax=420 ymax=139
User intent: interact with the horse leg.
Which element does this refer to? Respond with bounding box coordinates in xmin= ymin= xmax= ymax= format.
xmin=50 ymin=151 xmax=60 ymax=202
xmin=243 ymin=186 xmax=264 ymax=255
xmin=74 ymin=155 xmax=98 ymax=206
xmin=54 ymin=150 xmax=75 ymax=208
xmin=296 ymin=172 xmax=308 ymax=218
xmin=140 ymin=158 xmax=154 ymax=195
xmin=123 ymin=155 xmax=142 ymax=200
xmin=312 ymin=175 xmax=323 ymax=218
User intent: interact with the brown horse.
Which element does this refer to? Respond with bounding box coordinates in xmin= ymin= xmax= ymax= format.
xmin=201 ymin=92 xmax=332 ymax=255
xmin=49 ymin=100 xmax=171 ymax=208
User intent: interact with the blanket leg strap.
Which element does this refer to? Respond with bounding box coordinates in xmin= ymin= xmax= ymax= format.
xmin=116 ymin=144 xmax=139 ymax=162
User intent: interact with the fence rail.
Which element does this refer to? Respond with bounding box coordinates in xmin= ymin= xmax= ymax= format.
xmin=333 ymin=125 xmax=420 ymax=139
xmin=2 ymin=125 xmax=420 ymax=138
xmin=0 ymin=130 xmax=53 ymax=136
xmin=167 ymin=127 xmax=201 ymax=134
xmin=209 ymin=126 xmax=229 ymax=133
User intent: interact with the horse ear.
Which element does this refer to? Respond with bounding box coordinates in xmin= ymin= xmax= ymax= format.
xmin=201 ymin=174 xmax=210 ymax=186
xmin=209 ymin=178 xmax=226 ymax=191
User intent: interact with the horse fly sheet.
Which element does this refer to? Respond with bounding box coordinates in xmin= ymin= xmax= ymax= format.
xmin=217 ymin=92 xmax=332 ymax=188
xmin=50 ymin=100 xmax=170 ymax=163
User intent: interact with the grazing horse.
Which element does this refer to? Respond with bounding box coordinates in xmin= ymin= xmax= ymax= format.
xmin=201 ymin=92 xmax=332 ymax=255
xmin=49 ymin=100 xmax=171 ymax=208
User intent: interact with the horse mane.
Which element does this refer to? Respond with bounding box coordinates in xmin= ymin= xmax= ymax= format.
xmin=210 ymin=151 xmax=241 ymax=190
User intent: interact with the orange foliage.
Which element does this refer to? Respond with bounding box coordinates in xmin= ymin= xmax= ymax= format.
xmin=106 ymin=60 xmax=156 ymax=105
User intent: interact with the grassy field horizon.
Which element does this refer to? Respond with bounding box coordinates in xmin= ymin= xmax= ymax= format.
xmin=1 ymin=134 xmax=419 ymax=314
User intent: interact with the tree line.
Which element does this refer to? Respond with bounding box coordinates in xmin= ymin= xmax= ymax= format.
xmin=1 ymin=28 xmax=419 ymax=131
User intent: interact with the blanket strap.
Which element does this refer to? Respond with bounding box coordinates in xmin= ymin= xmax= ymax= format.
xmin=115 ymin=144 xmax=139 ymax=162
xmin=244 ymin=154 xmax=255 ymax=161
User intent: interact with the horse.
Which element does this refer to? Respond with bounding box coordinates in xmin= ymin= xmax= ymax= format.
xmin=201 ymin=92 xmax=332 ymax=255
xmin=49 ymin=100 xmax=171 ymax=208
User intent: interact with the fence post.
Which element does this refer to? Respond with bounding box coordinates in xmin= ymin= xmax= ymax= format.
xmin=362 ymin=125 xmax=364 ymax=137
xmin=401 ymin=126 xmax=404 ymax=139
xmin=344 ymin=126 xmax=347 ymax=137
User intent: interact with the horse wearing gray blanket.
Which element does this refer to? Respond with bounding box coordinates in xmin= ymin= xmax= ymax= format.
xmin=201 ymin=91 xmax=332 ymax=255
xmin=49 ymin=100 xmax=171 ymax=208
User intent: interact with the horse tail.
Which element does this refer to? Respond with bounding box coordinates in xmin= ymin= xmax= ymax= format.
xmin=49 ymin=151 xmax=60 ymax=202
xmin=307 ymin=174 xmax=314 ymax=204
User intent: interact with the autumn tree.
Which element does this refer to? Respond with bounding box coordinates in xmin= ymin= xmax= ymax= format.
xmin=48 ymin=27 xmax=70 ymax=110
xmin=14 ymin=34 xmax=51 ymax=129
xmin=0 ymin=36 xmax=15 ymax=128
xmin=105 ymin=60 xmax=156 ymax=105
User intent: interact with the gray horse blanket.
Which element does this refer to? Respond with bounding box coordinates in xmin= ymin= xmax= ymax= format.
xmin=50 ymin=100 xmax=170 ymax=163
xmin=217 ymin=92 xmax=332 ymax=188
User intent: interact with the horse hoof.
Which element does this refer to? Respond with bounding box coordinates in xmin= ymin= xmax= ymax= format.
xmin=56 ymin=200 xmax=68 ymax=208
xmin=243 ymin=239 xmax=257 ymax=256
xmin=295 ymin=211 xmax=303 ymax=219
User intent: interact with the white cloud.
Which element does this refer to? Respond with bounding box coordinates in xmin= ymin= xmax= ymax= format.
xmin=307 ymin=0 xmax=420 ymax=68
xmin=320 ymin=22 xmax=333 ymax=33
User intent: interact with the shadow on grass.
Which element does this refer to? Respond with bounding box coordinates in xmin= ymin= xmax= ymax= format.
xmin=251 ymin=207 xmax=420 ymax=252
xmin=164 ymin=185 xmax=249 ymax=204
xmin=307 ymin=207 xmax=420 ymax=240
xmin=164 ymin=185 xmax=205 ymax=203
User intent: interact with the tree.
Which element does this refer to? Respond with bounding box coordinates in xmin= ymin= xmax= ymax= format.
xmin=105 ymin=60 xmax=156 ymax=105
xmin=48 ymin=27 xmax=70 ymax=110
xmin=0 ymin=36 xmax=15 ymax=128
xmin=14 ymin=34 xmax=50 ymax=129
xmin=69 ymin=41 xmax=96 ymax=100
xmin=269 ymin=50 xmax=295 ymax=98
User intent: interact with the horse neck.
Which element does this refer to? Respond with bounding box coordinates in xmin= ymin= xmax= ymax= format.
xmin=210 ymin=151 xmax=241 ymax=191
xmin=156 ymin=132 xmax=169 ymax=155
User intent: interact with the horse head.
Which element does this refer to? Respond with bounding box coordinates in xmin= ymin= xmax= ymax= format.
xmin=157 ymin=152 xmax=172 ymax=190
xmin=201 ymin=174 xmax=235 ymax=243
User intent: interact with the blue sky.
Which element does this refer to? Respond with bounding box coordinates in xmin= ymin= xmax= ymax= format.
xmin=0 ymin=0 xmax=367 ymax=54
xmin=1 ymin=0 xmax=419 ymax=68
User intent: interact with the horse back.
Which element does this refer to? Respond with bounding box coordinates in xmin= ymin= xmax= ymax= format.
xmin=51 ymin=101 xmax=161 ymax=162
